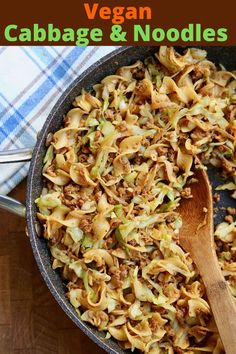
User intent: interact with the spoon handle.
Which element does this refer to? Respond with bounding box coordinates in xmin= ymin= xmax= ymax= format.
xmin=197 ymin=250 xmax=236 ymax=354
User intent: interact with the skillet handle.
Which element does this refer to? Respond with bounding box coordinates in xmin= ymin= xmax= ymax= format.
xmin=0 ymin=195 xmax=26 ymax=217
xmin=0 ymin=148 xmax=32 ymax=217
xmin=0 ymin=148 xmax=32 ymax=163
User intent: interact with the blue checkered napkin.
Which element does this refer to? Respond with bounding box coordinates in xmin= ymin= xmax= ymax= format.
xmin=0 ymin=46 xmax=117 ymax=195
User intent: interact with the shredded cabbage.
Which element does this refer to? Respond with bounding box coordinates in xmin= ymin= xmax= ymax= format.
xmin=36 ymin=46 xmax=236 ymax=354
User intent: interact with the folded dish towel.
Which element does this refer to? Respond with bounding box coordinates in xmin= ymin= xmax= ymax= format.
xmin=0 ymin=46 xmax=117 ymax=195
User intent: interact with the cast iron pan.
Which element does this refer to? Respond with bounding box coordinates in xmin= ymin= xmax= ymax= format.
xmin=11 ymin=46 xmax=236 ymax=353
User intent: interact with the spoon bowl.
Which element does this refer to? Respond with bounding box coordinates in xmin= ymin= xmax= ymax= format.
xmin=178 ymin=165 xmax=214 ymax=255
xmin=178 ymin=163 xmax=236 ymax=354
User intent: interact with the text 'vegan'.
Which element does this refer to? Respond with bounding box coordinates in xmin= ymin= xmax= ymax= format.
xmin=84 ymin=3 xmax=152 ymax=24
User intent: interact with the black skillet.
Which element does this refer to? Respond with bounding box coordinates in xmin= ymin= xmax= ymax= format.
xmin=0 ymin=46 xmax=235 ymax=354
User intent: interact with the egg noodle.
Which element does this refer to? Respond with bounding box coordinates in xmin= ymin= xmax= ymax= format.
xmin=36 ymin=47 xmax=236 ymax=354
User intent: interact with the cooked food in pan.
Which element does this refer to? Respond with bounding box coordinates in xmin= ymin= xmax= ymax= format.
xmin=36 ymin=46 xmax=236 ymax=353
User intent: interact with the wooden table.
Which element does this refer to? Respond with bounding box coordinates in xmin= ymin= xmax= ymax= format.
xmin=0 ymin=180 xmax=106 ymax=354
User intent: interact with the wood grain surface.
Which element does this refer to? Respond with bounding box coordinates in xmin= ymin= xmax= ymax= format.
xmin=0 ymin=180 xmax=106 ymax=354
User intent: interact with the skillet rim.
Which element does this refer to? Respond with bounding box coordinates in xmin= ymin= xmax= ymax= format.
xmin=25 ymin=45 xmax=236 ymax=354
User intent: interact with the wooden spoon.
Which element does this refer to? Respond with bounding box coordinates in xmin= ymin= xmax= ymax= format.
xmin=178 ymin=164 xmax=236 ymax=354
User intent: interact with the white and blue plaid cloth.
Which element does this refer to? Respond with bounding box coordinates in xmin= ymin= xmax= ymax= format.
xmin=0 ymin=46 xmax=117 ymax=195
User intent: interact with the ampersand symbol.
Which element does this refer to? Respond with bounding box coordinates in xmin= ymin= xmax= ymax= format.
xmin=110 ymin=25 xmax=127 ymax=42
